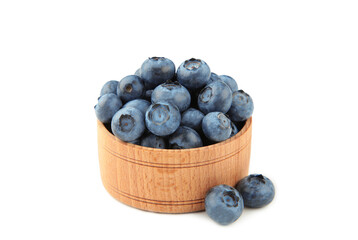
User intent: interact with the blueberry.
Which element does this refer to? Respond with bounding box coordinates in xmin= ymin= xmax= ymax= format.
xmin=202 ymin=112 xmax=232 ymax=142
xmin=207 ymin=72 xmax=220 ymax=85
xmin=123 ymin=99 xmax=150 ymax=116
xmin=169 ymin=126 xmax=203 ymax=149
xmin=94 ymin=93 xmax=122 ymax=123
xmin=111 ymin=107 xmax=145 ymax=142
xmin=117 ymin=75 xmax=145 ymax=103
xmin=128 ymin=138 xmax=141 ymax=145
xmin=134 ymin=68 xmax=141 ymax=77
xmin=228 ymin=90 xmax=254 ymax=122
xmin=230 ymin=121 xmax=239 ymax=137
xmin=177 ymin=58 xmax=211 ymax=90
xmin=219 ymin=75 xmax=238 ymax=92
xmin=151 ymin=80 xmax=191 ymax=112
xmin=145 ymin=102 xmax=181 ymax=136
xmin=140 ymin=57 xmax=175 ymax=89
xmin=140 ymin=133 xmax=166 ymax=149
xmin=100 ymin=80 xmax=119 ymax=96
xmin=235 ymin=174 xmax=275 ymax=208
xmin=198 ymin=80 xmax=233 ymax=114
xmin=144 ymin=89 xmax=153 ymax=101
xmin=180 ymin=108 xmax=204 ymax=132
xmin=205 ymin=184 xmax=244 ymax=225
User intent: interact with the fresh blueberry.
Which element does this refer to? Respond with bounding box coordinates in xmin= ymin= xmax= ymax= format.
xmin=94 ymin=93 xmax=122 ymax=123
xmin=100 ymin=80 xmax=119 ymax=96
xmin=219 ymin=75 xmax=238 ymax=92
xmin=235 ymin=174 xmax=275 ymax=208
xmin=111 ymin=107 xmax=145 ymax=142
xmin=128 ymin=138 xmax=141 ymax=145
xmin=140 ymin=133 xmax=166 ymax=149
xmin=145 ymin=102 xmax=181 ymax=136
xmin=140 ymin=57 xmax=175 ymax=89
xmin=198 ymin=80 xmax=233 ymax=114
xmin=123 ymin=99 xmax=150 ymax=116
xmin=117 ymin=75 xmax=145 ymax=103
xmin=228 ymin=90 xmax=254 ymax=122
xmin=207 ymin=72 xmax=220 ymax=85
xmin=177 ymin=58 xmax=211 ymax=90
xmin=168 ymin=126 xmax=203 ymax=149
xmin=151 ymin=80 xmax=191 ymax=112
xmin=230 ymin=121 xmax=239 ymax=137
xmin=134 ymin=68 xmax=141 ymax=77
xmin=202 ymin=112 xmax=232 ymax=142
xmin=205 ymin=184 xmax=244 ymax=226
xmin=180 ymin=108 xmax=204 ymax=132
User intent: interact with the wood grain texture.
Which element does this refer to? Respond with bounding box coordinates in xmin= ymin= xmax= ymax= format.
xmin=97 ymin=117 xmax=252 ymax=213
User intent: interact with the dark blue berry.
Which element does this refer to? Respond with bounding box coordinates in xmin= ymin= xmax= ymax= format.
xmin=235 ymin=174 xmax=275 ymax=208
xmin=205 ymin=184 xmax=244 ymax=225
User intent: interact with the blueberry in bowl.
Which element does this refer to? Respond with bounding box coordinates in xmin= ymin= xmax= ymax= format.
xmin=122 ymin=99 xmax=150 ymax=116
xmin=168 ymin=126 xmax=203 ymax=149
xmin=177 ymin=58 xmax=211 ymax=91
xmin=202 ymin=112 xmax=232 ymax=142
xmin=198 ymin=80 xmax=233 ymax=114
xmin=140 ymin=133 xmax=166 ymax=149
xmin=228 ymin=90 xmax=254 ymax=122
xmin=151 ymin=80 xmax=191 ymax=112
xmin=100 ymin=80 xmax=119 ymax=96
xmin=235 ymin=174 xmax=275 ymax=208
xmin=219 ymin=75 xmax=238 ymax=92
xmin=94 ymin=93 xmax=122 ymax=123
xmin=205 ymin=184 xmax=244 ymax=225
xmin=145 ymin=101 xmax=181 ymax=137
xmin=117 ymin=75 xmax=145 ymax=103
xmin=140 ymin=57 xmax=176 ymax=89
xmin=180 ymin=108 xmax=205 ymax=132
xmin=111 ymin=107 xmax=145 ymax=142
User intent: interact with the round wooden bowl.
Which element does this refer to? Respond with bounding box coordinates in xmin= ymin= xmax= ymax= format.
xmin=97 ymin=117 xmax=252 ymax=213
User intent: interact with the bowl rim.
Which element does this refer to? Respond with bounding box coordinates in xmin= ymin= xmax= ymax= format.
xmin=98 ymin=117 xmax=252 ymax=152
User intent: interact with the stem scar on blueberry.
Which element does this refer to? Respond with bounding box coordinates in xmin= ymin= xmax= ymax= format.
xmin=125 ymin=84 xmax=133 ymax=93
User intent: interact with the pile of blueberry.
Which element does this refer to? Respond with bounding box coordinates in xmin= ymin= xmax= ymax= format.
xmin=94 ymin=57 xmax=254 ymax=149
xmin=205 ymin=174 xmax=275 ymax=225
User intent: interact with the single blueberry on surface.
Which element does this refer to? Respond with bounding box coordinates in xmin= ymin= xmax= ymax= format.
xmin=117 ymin=75 xmax=145 ymax=103
xmin=177 ymin=58 xmax=211 ymax=90
xmin=198 ymin=80 xmax=233 ymax=114
xmin=168 ymin=126 xmax=203 ymax=149
xmin=205 ymin=184 xmax=244 ymax=226
xmin=123 ymin=99 xmax=150 ymax=116
xmin=94 ymin=93 xmax=122 ymax=123
xmin=151 ymin=80 xmax=191 ymax=112
xmin=140 ymin=133 xmax=166 ymax=149
xmin=140 ymin=57 xmax=176 ymax=89
xmin=111 ymin=107 xmax=145 ymax=142
xmin=145 ymin=102 xmax=181 ymax=136
xmin=180 ymin=108 xmax=204 ymax=132
xmin=235 ymin=174 xmax=275 ymax=208
xmin=228 ymin=90 xmax=254 ymax=122
xmin=202 ymin=112 xmax=232 ymax=142
xmin=100 ymin=80 xmax=119 ymax=96
xmin=219 ymin=75 xmax=238 ymax=92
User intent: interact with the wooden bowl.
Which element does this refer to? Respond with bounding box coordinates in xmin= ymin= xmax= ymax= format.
xmin=97 ymin=117 xmax=252 ymax=213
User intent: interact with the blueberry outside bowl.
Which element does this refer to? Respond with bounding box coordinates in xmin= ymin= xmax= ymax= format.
xmin=97 ymin=117 xmax=252 ymax=213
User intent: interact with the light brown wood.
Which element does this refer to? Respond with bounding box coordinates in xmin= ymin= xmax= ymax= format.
xmin=97 ymin=117 xmax=252 ymax=213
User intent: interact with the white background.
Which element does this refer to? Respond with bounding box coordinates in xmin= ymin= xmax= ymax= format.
xmin=1 ymin=0 xmax=357 ymax=239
